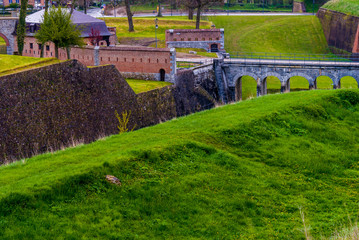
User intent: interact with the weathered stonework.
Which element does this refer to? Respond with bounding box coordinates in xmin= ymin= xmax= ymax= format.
xmin=0 ymin=17 xmax=17 ymax=55
xmin=166 ymin=28 xmax=225 ymax=53
xmin=214 ymin=59 xmax=359 ymax=103
xmin=293 ymin=1 xmax=306 ymax=13
xmin=317 ymin=8 xmax=359 ymax=54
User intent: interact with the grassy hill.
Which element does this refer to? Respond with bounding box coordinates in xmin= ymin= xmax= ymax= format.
xmin=1 ymin=89 xmax=359 ymax=239
xmin=322 ymin=0 xmax=359 ymax=16
xmin=210 ymin=15 xmax=330 ymax=55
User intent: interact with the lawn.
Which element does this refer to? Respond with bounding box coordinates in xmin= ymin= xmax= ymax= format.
xmin=0 ymin=38 xmax=5 ymax=45
xmin=322 ymin=0 xmax=359 ymax=16
xmin=126 ymin=79 xmax=173 ymax=93
xmin=1 ymin=90 xmax=359 ymax=239
xmin=0 ymin=54 xmax=61 ymax=76
xmin=209 ymin=15 xmax=330 ymax=55
xmin=104 ymin=17 xmax=211 ymax=49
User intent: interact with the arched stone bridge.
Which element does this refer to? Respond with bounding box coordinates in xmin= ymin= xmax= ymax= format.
xmin=214 ymin=58 xmax=359 ymax=103
xmin=0 ymin=17 xmax=18 ymax=55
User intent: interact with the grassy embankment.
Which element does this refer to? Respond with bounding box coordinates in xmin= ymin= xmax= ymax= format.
xmin=1 ymin=90 xmax=359 ymax=239
xmin=210 ymin=15 xmax=358 ymax=99
xmin=0 ymin=54 xmax=61 ymax=77
xmin=104 ymin=17 xmax=217 ymax=58
xmin=322 ymin=0 xmax=359 ymax=17
xmin=126 ymin=79 xmax=172 ymax=93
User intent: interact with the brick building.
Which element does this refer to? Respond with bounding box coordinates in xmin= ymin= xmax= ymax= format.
xmin=165 ymin=28 xmax=225 ymax=53
xmin=2 ymin=0 xmax=44 ymax=7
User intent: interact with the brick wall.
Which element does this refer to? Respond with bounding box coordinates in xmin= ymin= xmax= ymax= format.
xmin=19 ymin=37 xmax=176 ymax=82
xmin=166 ymin=28 xmax=225 ymax=53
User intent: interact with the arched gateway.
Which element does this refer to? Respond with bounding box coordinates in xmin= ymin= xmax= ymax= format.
xmin=0 ymin=17 xmax=18 ymax=55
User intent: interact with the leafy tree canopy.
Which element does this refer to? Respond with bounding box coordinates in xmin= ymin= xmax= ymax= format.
xmin=35 ymin=7 xmax=84 ymax=59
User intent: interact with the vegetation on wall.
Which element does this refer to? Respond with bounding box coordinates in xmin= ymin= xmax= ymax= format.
xmin=322 ymin=0 xmax=359 ymax=17
xmin=0 ymin=90 xmax=358 ymax=239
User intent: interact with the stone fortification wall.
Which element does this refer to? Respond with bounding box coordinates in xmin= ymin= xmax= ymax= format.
xmin=166 ymin=28 xmax=225 ymax=53
xmin=0 ymin=18 xmax=17 ymax=54
xmin=292 ymin=1 xmax=306 ymax=12
xmin=0 ymin=61 xmax=214 ymax=164
xmin=317 ymin=8 xmax=359 ymax=54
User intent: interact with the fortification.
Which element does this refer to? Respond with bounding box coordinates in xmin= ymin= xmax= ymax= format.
xmin=0 ymin=61 xmax=215 ymax=164
xmin=165 ymin=28 xmax=225 ymax=53
xmin=317 ymin=8 xmax=359 ymax=56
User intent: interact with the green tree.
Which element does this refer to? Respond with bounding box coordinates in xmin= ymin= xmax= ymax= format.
xmin=35 ymin=7 xmax=83 ymax=59
xmin=17 ymin=0 xmax=28 ymax=56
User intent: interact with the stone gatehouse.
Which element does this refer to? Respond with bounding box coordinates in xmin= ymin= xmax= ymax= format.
xmin=165 ymin=28 xmax=225 ymax=53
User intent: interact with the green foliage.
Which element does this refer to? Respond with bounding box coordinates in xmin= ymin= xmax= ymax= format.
xmin=35 ymin=7 xmax=83 ymax=59
xmin=0 ymin=90 xmax=359 ymax=238
xmin=115 ymin=110 xmax=135 ymax=133
xmin=322 ymin=0 xmax=359 ymax=17
xmin=16 ymin=0 xmax=28 ymax=56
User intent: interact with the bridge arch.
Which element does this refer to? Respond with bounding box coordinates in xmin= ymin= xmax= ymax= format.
xmin=315 ymin=75 xmax=335 ymax=90
xmin=0 ymin=32 xmax=10 ymax=46
xmin=261 ymin=72 xmax=283 ymax=95
xmin=338 ymin=75 xmax=359 ymax=89
xmin=233 ymin=72 xmax=259 ymax=101
xmin=284 ymin=72 xmax=314 ymax=92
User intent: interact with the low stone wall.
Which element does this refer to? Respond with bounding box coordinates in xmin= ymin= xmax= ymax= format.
xmin=317 ymin=8 xmax=359 ymax=54
xmin=292 ymin=1 xmax=306 ymax=13
xmin=0 ymin=61 xmax=214 ymax=164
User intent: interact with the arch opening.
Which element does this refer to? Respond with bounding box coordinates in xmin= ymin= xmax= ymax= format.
xmin=0 ymin=33 xmax=9 ymax=55
xmin=339 ymin=76 xmax=358 ymax=89
xmin=210 ymin=44 xmax=218 ymax=53
xmin=288 ymin=76 xmax=310 ymax=92
xmin=265 ymin=76 xmax=281 ymax=94
xmin=159 ymin=69 xmax=166 ymax=82
xmin=235 ymin=75 xmax=257 ymax=101
xmin=315 ymin=76 xmax=334 ymax=90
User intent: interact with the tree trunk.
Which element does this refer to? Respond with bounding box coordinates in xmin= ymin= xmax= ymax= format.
xmin=66 ymin=47 xmax=71 ymax=60
xmin=84 ymin=0 xmax=87 ymax=14
xmin=55 ymin=45 xmax=59 ymax=59
xmin=45 ymin=0 xmax=48 ymax=12
xmin=188 ymin=7 xmax=194 ymax=20
xmin=196 ymin=7 xmax=201 ymax=29
xmin=125 ymin=0 xmax=134 ymax=32
xmin=157 ymin=0 xmax=162 ymax=17
xmin=40 ymin=44 xmax=44 ymax=58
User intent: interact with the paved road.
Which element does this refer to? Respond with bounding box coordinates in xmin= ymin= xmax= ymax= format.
xmin=87 ymin=8 xmax=312 ymax=18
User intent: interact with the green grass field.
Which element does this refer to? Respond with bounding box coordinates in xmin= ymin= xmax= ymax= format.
xmin=126 ymin=79 xmax=173 ymax=93
xmin=322 ymin=0 xmax=359 ymax=17
xmin=0 ymin=54 xmax=61 ymax=76
xmin=104 ymin=17 xmax=211 ymax=49
xmin=0 ymin=38 xmax=5 ymax=45
xmin=1 ymin=90 xmax=359 ymax=239
xmin=209 ymin=16 xmax=330 ymax=55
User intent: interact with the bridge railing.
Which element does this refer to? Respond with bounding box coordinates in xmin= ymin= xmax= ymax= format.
xmin=229 ymin=52 xmax=358 ymax=63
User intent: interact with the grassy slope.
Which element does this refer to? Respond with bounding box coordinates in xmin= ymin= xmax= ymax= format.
xmin=322 ymin=0 xmax=359 ymax=17
xmin=1 ymin=90 xmax=359 ymax=239
xmin=0 ymin=55 xmax=60 ymax=76
xmin=0 ymin=38 xmax=5 ymax=45
xmin=126 ymin=79 xmax=173 ymax=94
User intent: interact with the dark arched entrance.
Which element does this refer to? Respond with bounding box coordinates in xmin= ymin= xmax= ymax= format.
xmin=210 ymin=44 xmax=218 ymax=53
xmin=160 ymin=69 xmax=166 ymax=82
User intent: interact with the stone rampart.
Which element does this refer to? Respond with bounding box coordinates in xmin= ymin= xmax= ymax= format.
xmin=0 ymin=61 xmax=214 ymax=164
xmin=292 ymin=1 xmax=306 ymax=13
xmin=317 ymin=8 xmax=359 ymax=54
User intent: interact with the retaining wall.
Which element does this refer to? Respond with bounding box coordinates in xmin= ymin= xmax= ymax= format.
xmin=0 ymin=61 xmax=214 ymax=164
